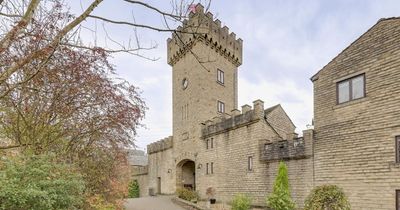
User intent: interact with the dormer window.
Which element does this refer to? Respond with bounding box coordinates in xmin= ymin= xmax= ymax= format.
xmin=337 ymin=74 xmax=365 ymax=104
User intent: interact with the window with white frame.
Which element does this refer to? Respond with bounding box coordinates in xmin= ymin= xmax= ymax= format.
xmin=217 ymin=69 xmax=224 ymax=84
xmin=217 ymin=101 xmax=225 ymax=113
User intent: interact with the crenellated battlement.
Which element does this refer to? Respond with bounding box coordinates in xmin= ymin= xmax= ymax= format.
xmin=260 ymin=129 xmax=314 ymax=162
xmin=147 ymin=136 xmax=173 ymax=154
xmin=201 ymin=99 xmax=265 ymax=137
xmin=167 ymin=4 xmax=243 ymax=67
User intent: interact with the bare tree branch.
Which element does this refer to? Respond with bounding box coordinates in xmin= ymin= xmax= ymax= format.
xmin=0 ymin=12 xmax=21 ymax=17
xmin=0 ymin=0 xmax=103 ymax=85
xmin=0 ymin=143 xmax=30 ymax=150
xmin=0 ymin=0 xmax=40 ymax=52
xmin=123 ymin=0 xmax=183 ymax=20
xmin=88 ymin=14 xmax=180 ymax=33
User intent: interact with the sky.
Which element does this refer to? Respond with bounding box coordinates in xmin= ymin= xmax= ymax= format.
xmin=69 ymin=0 xmax=400 ymax=151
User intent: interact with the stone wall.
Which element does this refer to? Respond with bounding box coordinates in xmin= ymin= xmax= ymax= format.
xmin=147 ymin=137 xmax=176 ymax=195
xmin=147 ymin=136 xmax=173 ymax=154
xmin=197 ymin=100 xmax=314 ymax=208
xmin=132 ymin=173 xmax=149 ymax=197
xmin=312 ymin=17 xmax=400 ymax=209
xmin=264 ymin=129 xmax=314 ymax=207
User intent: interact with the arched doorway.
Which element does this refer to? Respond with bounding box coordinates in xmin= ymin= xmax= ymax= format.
xmin=176 ymin=159 xmax=196 ymax=190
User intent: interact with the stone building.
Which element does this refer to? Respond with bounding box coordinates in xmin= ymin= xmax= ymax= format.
xmin=132 ymin=3 xmax=400 ymax=209
xmin=311 ymin=17 xmax=400 ymax=210
xmin=134 ymin=4 xmax=313 ymax=207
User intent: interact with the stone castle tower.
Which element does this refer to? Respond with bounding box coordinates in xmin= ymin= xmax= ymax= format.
xmin=134 ymin=5 xmax=400 ymax=209
xmin=144 ymin=4 xmax=313 ymax=206
xmin=167 ymin=4 xmax=243 ymax=145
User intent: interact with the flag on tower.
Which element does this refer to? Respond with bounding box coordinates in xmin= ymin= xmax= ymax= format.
xmin=188 ymin=4 xmax=196 ymax=13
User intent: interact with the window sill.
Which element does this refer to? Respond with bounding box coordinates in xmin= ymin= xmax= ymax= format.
xmin=216 ymin=81 xmax=225 ymax=86
xmin=334 ymin=97 xmax=368 ymax=109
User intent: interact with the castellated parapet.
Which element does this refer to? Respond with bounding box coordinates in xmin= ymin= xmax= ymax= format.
xmin=260 ymin=129 xmax=314 ymax=162
xmin=147 ymin=136 xmax=173 ymax=154
xmin=201 ymin=100 xmax=265 ymax=137
xmin=167 ymin=4 xmax=243 ymax=67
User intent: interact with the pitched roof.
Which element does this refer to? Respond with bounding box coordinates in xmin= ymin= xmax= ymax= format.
xmin=264 ymin=104 xmax=296 ymax=129
xmin=310 ymin=17 xmax=400 ymax=82
xmin=264 ymin=104 xmax=280 ymax=115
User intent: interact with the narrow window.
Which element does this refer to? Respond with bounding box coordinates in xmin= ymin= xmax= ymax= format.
xmin=211 ymin=138 xmax=214 ymax=149
xmin=217 ymin=69 xmax=224 ymax=84
xmin=248 ymin=156 xmax=253 ymax=171
xmin=211 ymin=162 xmax=214 ymax=174
xmin=186 ymin=104 xmax=189 ymax=119
xmin=396 ymin=136 xmax=400 ymax=163
xmin=217 ymin=101 xmax=225 ymax=113
xmin=206 ymin=163 xmax=209 ymax=175
xmin=397 ymin=190 xmax=400 ymax=210
xmin=206 ymin=139 xmax=209 ymax=149
xmin=337 ymin=74 xmax=365 ymax=104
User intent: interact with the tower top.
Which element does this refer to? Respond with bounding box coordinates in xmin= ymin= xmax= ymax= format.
xmin=167 ymin=3 xmax=243 ymax=67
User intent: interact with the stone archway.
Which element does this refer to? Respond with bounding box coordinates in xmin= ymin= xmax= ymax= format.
xmin=176 ymin=159 xmax=196 ymax=190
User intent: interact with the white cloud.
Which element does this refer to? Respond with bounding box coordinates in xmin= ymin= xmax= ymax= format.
xmin=238 ymin=77 xmax=313 ymax=134
xmin=67 ymin=0 xmax=400 ymax=150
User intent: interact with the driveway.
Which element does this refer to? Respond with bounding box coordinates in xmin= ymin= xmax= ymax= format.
xmin=124 ymin=196 xmax=185 ymax=210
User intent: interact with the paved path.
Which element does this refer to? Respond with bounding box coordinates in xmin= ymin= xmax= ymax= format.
xmin=124 ymin=196 xmax=185 ymax=210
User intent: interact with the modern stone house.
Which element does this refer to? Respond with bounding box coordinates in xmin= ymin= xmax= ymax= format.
xmin=311 ymin=17 xmax=400 ymax=210
xmin=132 ymin=3 xmax=400 ymax=209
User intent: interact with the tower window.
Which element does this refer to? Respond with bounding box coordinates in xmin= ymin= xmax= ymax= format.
xmin=217 ymin=101 xmax=225 ymax=113
xmin=337 ymin=74 xmax=365 ymax=104
xmin=206 ymin=138 xmax=214 ymax=149
xmin=206 ymin=163 xmax=209 ymax=175
xmin=211 ymin=162 xmax=214 ymax=174
xmin=396 ymin=136 xmax=400 ymax=163
xmin=217 ymin=69 xmax=224 ymax=84
xmin=248 ymin=156 xmax=253 ymax=171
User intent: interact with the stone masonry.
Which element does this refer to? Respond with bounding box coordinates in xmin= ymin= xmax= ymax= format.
xmin=311 ymin=17 xmax=400 ymax=210
xmin=131 ymin=4 xmax=314 ymax=208
xmin=132 ymin=3 xmax=400 ymax=210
